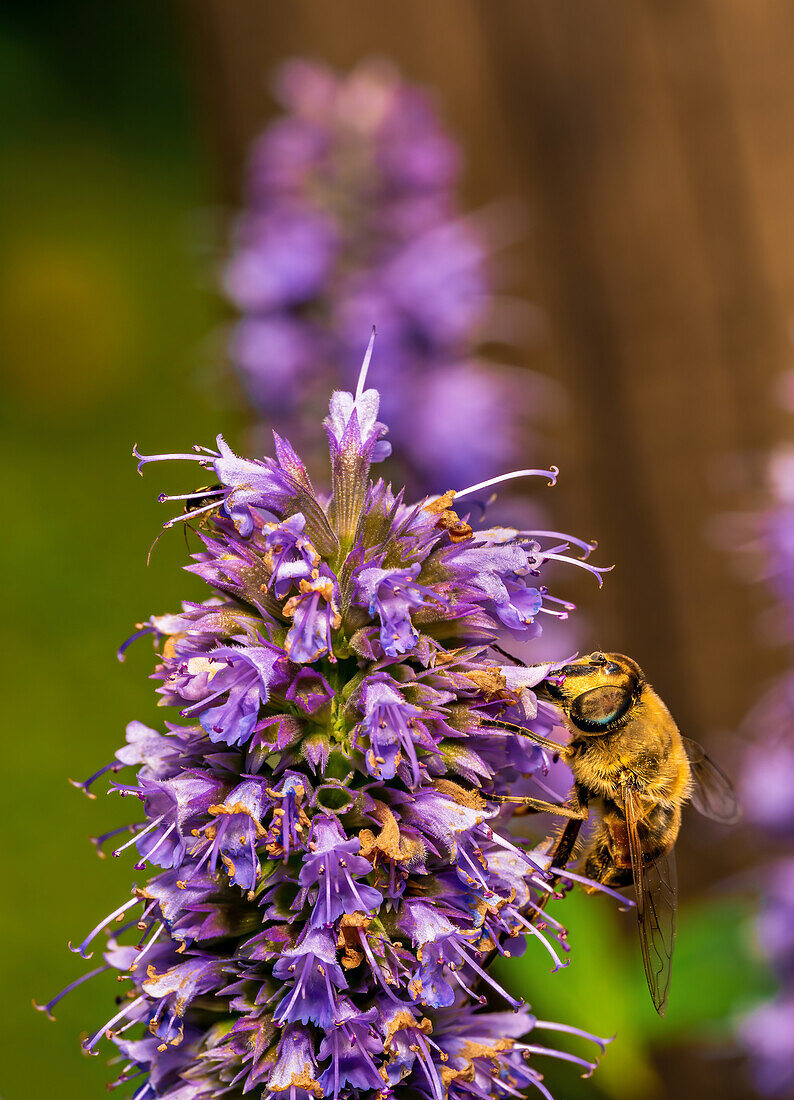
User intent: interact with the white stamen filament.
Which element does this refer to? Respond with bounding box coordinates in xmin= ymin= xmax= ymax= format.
xmin=454 ymin=466 xmax=559 ymax=500
xmin=163 ymin=498 xmax=223 ymax=529
xmin=542 ymin=552 xmax=613 ymax=586
xmin=354 ymin=327 xmax=377 ymax=401
xmin=133 ymin=921 xmax=166 ymax=968
xmin=113 ymin=814 xmax=164 ymax=857
xmin=521 ymin=529 xmax=596 ymax=556
xmin=533 ymin=1019 xmax=612 ymax=1051
xmin=69 ymin=896 xmax=140 ymax=958
xmin=83 ymin=995 xmax=145 ymax=1053
xmin=159 ymin=488 xmax=226 ymax=503
xmin=133 ymin=446 xmax=211 ymax=468
xmin=517 ymin=1044 xmax=597 ymax=1074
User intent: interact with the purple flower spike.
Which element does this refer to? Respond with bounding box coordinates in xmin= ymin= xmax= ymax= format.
xmin=732 ymin=440 xmax=794 ymax=1094
xmin=224 ymin=58 xmax=536 ymax=498
xmin=48 ymin=364 xmax=619 ymax=1099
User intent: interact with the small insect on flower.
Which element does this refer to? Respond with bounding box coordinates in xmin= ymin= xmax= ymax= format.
xmin=496 ymin=651 xmax=739 ymax=1016
xmin=41 ymin=336 xmax=629 ymax=1100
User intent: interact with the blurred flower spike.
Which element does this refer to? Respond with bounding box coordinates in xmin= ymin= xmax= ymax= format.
xmin=734 ymin=442 xmax=794 ymax=1096
xmin=40 ymin=347 xmax=619 ymax=1100
xmin=224 ymin=58 xmax=534 ymax=494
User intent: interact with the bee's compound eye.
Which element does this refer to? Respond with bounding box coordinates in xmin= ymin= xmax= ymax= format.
xmin=570 ymin=685 xmax=632 ymax=731
xmin=605 ymin=662 xmax=619 ymax=674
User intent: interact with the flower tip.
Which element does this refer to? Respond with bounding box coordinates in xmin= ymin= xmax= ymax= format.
xmin=32 ymin=999 xmax=55 ymax=1022
xmin=594 ymin=563 xmax=615 ymax=588
xmin=68 ymin=940 xmax=93 ymax=960
xmin=68 ymin=777 xmax=96 ymax=799
xmin=354 ymin=326 xmax=378 ymax=400
xmin=547 ymin=465 xmax=560 ymax=487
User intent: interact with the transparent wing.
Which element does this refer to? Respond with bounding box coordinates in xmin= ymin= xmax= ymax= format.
xmin=623 ymin=788 xmax=677 ymax=1016
xmin=683 ymin=738 xmax=740 ymax=824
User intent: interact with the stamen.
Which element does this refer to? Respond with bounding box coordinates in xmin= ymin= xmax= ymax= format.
xmin=90 ymin=825 xmax=136 ymax=858
xmin=158 ymin=488 xmax=226 ymax=503
xmin=552 ymin=866 xmax=635 ymax=909
xmin=454 ymin=466 xmax=559 ymax=501
xmin=83 ymin=994 xmax=145 ymax=1054
xmin=520 ymin=530 xmax=597 ymax=557
xmin=542 ymin=593 xmax=577 ymax=609
xmin=414 ymin=1034 xmax=445 ymax=1100
xmin=526 ymin=1075 xmax=556 ymax=1100
xmin=485 ymin=827 xmax=547 ymax=874
xmin=69 ymin=896 xmax=140 ymax=958
xmin=534 ymin=1019 xmax=613 ymax=1052
xmin=117 ymin=625 xmax=155 ymax=662
xmin=541 ymin=553 xmax=613 ymax=587
xmin=357 ymin=928 xmax=402 ymax=1004
xmin=68 ymin=761 xmax=122 ymax=799
xmin=132 ymin=445 xmax=211 ymax=474
xmin=460 ymin=948 xmax=522 ymax=1008
xmin=180 ymin=681 xmax=230 ymax=715
xmin=113 ymin=814 xmax=164 ymax=857
xmin=354 ymin=326 xmax=377 ymax=401
xmin=450 ymin=965 xmax=486 ymax=1005
xmin=132 ymin=922 xmax=165 ymax=969
xmin=512 ymin=911 xmax=569 ymax=972
xmin=33 ymin=964 xmax=110 ymax=1020
xmin=519 ymin=1044 xmax=599 ymax=1077
xmin=163 ymin=498 xmax=223 ymax=529
xmin=133 ymin=822 xmax=175 ymax=868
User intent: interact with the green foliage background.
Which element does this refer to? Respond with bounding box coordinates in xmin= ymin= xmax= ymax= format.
xmin=0 ymin=5 xmax=773 ymax=1099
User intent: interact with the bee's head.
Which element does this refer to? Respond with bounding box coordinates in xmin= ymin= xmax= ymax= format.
xmin=537 ymin=651 xmax=645 ymax=734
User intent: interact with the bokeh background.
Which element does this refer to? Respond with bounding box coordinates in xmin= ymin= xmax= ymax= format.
xmin=4 ymin=2 xmax=794 ymax=1098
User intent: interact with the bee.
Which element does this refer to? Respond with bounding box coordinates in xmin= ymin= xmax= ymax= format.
xmin=498 ymin=652 xmax=739 ymax=1016
xmin=181 ymin=484 xmax=224 ymax=518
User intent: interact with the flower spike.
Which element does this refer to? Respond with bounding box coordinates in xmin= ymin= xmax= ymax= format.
xmin=47 ymin=346 xmax=619 ymax=1100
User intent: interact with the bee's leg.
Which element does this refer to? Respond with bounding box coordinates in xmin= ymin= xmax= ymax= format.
xmin=582 ymin=821 xmax=633 ymax=890
xmin=531 ymin=787 xmax=590 ymax=914
xmin=485 ymin=723 xmax=573 ymax=757
xmin=549 ymin=786 xmax=589 ymax=868
xmin=488 ymin=793 xmax=587 ymax=819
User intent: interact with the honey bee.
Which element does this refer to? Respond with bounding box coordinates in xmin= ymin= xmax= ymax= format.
xmin=500 ymin=652 xmax=739 ymax=1016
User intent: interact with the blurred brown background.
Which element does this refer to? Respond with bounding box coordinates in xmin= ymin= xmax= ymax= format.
xmin=5 ymin=3 xmax=792 ymax=1099
xmin=184 ymin=0 xmax=794 ymax=753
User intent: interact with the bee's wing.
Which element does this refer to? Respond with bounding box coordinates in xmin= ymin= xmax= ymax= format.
xmin=623 ymin=787 xmax=677 ymax=1017
xmin=682 ymin=738 xmax=741 ymax=824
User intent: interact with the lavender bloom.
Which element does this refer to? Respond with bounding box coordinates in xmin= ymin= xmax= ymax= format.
xmin=223 ymin=58 xmax=530 ymax=495
xmin=42 ymin=353 xmax=619 ymax=1099
xmin=732 ymin=444 xmax=794 ymax=1094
